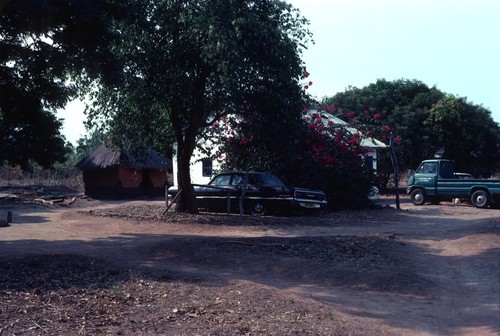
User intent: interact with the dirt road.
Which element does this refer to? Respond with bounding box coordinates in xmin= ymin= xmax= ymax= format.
xmin=0 ymin=197 xmax=498 ymax=335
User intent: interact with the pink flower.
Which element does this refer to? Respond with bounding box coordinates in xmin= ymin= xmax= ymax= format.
xmin=381 ymin=125 xmax=391 ymax=132
xmin=303 ymin=71 xmax=310 ymax=78
xmin=348 ymin=138 xmax=357 ymax=145
xmin=363 ymin=109 xmax=370 ymax=115
xmin=353 ymin=132 xmax=360 ymax=138
xmin=347 ymin=111 xmax=356 ymax=118
xmin=328 ymin=120 xmax=334 ymax=126
xmin=227 ymin=136 xmax=233 ymax=142
xmin=373 ymin=113 xmax=382 ymax=119
xmin=304 ymin=85 xmax=309 ymax=90
xmin=308 ymin=81 xmax=313 ymax=86
xmin=325 ymin=105 xmax=337 ymax=113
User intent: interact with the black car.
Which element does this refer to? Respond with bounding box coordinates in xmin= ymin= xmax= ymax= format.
xmin=168 ymin=171 xmax=327 ymax=215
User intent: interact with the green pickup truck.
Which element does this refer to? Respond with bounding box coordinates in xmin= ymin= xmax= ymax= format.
xmin=406 ymin=159 xmax=500 ymax=208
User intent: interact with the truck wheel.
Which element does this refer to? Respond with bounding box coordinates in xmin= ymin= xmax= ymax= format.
xmin=471 ymin=190 xmax=490 ymax=208
xmin=411 ymin=189 xmax=426 ymax=205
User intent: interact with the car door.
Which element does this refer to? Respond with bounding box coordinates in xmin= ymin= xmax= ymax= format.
xmin=202 ymin=173 xmax=235 ymax=210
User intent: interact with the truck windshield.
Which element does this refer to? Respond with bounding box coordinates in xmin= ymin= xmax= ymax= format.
xmin=417 ymin=162 xmax=437 ymax=174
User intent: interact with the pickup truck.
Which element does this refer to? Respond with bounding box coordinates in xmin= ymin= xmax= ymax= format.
xmin=406 ymin=159 xmax=500 ymax=208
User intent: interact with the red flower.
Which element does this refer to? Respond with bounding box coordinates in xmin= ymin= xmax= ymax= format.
xmin=308 ymin=81 xmax=313 ymax=86
xmin=373 ymin=113 xmax=382 ymax=119
xmin=347 ymin=111 xmax=356 ymax=118
xmin=227 ymin=136 xmax=233 ymax=142
xmin=323 ymin=155 xmax=335 ymax=165
xmin=328 ymin=120 xmax=334 ymax=126
xmin=348 ymin=138 xmax=357 ymax=145
xmin=304 ymin=85 xmax=309 ymax=90
xmin=303 ymin=71 xmax=310 ymax=78
xmin=353 ymin=132 xmax=360 ymax=138
xmin=381 ymin=125 xmax=391 ymax=132
xmin=363 ymin=109 xmax=370 ymax=115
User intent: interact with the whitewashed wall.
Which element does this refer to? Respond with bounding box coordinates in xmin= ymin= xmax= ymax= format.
xmin=171 ymin=143 xmax=220 ymax=187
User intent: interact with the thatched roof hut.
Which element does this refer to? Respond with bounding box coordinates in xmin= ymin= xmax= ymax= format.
xmin=77 ymin=145 xmax=172 ymax=199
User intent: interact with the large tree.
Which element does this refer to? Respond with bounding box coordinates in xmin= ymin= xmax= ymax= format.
xmin=320 ymin=79 xmax=500 ymax=183
xmin=87 ymin=0 xmax=312 ymax=212
xmin=0 ymin=0 xmax=121 ymax=168
xmin=424 ymin=95 xmax=500 ymax=177
xmin=321 ymin=79 xmax=445 ymax=172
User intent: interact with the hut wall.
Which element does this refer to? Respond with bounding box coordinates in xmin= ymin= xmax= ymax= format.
xmin=118 ymin=166 xmax=142 ymax=188
xmin=83 ymin=167 xmax=118 ymax=187
xmin=149 ymin=170 xmax=167 ymax=188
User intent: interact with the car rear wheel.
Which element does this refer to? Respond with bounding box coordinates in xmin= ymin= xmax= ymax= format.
xmin=250 ymin=202 xmax=267 ymax=215
xmin=471 ymin=190 xmax=490 ymax=208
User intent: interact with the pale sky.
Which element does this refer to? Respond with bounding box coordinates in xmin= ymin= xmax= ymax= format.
xmin=288 ymin=0 xmax=500 ymax=120
xmin=59 ymin=0 xmax=500 ymax=145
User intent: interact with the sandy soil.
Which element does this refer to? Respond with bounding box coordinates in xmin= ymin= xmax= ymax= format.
xmin=0 ymin=195 xmax=498 ymax=335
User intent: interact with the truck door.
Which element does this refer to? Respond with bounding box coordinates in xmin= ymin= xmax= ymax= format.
xmin=415 ymin=161 xmax=438 ymax=195
xmin=437 ymin=160 xmax=460 ymax=197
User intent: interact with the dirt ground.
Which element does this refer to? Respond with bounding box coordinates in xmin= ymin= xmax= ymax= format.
xmin=0 ymin=190 xmax=498 ymax=335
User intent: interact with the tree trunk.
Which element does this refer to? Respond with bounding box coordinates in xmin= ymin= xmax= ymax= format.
xmin=389 ymin=133 xmax=401 ymax=210
xmin=175 ymin=141 xmax=198 ymax=213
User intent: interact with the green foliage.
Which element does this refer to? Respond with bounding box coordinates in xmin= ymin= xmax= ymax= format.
xmin=425 ymin=95 xmax=500 ymax=177
xmin=0 ymin=0 xmax=122 ymax=168
xmin=321 ymin=79 xmax=444 ymax=173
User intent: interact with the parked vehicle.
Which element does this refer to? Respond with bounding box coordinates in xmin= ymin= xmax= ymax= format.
xmin=168 ymin=171 xmax=327 ymax=215
xmin=406 ymin=159 xmax=500 ymax=208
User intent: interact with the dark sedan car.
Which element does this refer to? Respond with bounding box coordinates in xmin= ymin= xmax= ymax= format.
xmin=168 ymin=171 xmax=327 ymax=215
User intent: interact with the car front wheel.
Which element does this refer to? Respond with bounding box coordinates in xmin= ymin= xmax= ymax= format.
xmin=411 ymin=189 xmax=426 ymax=205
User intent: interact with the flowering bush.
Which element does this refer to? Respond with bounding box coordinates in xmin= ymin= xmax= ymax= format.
xmin=198 ymin=73 xmax=401 ymax=209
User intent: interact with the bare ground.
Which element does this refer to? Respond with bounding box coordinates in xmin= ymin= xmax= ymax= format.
xmin=0 ymin=191 xmax=498 ymax=335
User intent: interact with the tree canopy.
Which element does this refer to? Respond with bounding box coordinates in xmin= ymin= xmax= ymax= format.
xmin=0 ymin=0 xmax=121 ymax=168
xmin=85 ymin=0 xmax=312 ymax=212
xmin=321 ymin=79 xmax=500 ymax=180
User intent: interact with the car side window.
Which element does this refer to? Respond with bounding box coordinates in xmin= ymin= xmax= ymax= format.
xmin=231 ymin=174 xmax=243 ymax=186
xmin=211 ymin=175 xmax=231 ymax=186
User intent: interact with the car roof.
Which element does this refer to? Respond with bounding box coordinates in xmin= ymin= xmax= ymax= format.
xmin=216 ymin=171 xmax=273 ymax=176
